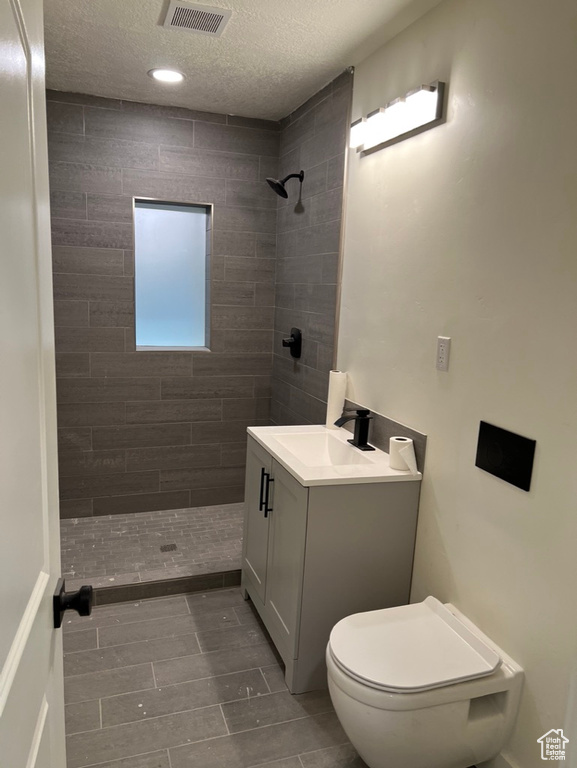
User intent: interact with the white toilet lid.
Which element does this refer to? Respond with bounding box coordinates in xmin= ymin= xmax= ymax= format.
xmin=329 ymin=596 xmax=501 ymax=692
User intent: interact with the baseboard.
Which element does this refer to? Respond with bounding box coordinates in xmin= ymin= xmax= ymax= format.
xmin=94 ymin=568 xmax=241 ymax=605
xmin=477 ymin=753 xmax=515 ymax=768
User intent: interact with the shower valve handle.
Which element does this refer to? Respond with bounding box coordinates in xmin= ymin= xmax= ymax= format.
xmin=282 ymin=327 xmax=302 ymax=359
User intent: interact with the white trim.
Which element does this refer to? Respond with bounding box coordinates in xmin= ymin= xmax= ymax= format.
xmin=0 ymin=571 xmax=50 ymax=717
xmin=26 ymin=696 xmax=48 ymax=768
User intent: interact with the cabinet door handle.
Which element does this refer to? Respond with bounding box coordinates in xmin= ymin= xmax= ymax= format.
xmin=263 ymin=472 xmax=274 ymax=518
xmin=259 ymin=467 xmax=266 ymax=511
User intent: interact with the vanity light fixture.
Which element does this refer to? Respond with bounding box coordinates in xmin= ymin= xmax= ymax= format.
xmin=148 ymin=68 xmax=185 ymax=83
xmin=350 ymin=81 xmax=445 ymax=154
xmin=349 ymin=117 xmax=366 ymax=149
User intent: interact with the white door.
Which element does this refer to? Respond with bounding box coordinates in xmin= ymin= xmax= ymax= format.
xmin=0 ymin=0 xmax=67 ymax=764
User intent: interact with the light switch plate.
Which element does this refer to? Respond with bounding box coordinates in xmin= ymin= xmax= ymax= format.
xmin=436 ymin=336 xmax=451 ymax=371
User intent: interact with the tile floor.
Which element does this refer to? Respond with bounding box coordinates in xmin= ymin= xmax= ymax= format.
xmin=60 ymin=503 xmax=244 ymax=591
xmin=63 ymin=588 xmax=367 ymax=768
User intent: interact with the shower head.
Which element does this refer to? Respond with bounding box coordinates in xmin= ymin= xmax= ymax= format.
xmin=266 ymin=178 xmax=289 ymax=198
xmin=266 ymin=170 xmax=304 ymax=198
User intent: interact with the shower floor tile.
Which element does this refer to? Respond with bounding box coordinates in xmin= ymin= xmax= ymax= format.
xmin=60 ymin=503 xmax=244 ymax=591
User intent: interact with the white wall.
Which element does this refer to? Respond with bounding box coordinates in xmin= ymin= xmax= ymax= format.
xmin=337 ymin=1 xmax=577 ymax=766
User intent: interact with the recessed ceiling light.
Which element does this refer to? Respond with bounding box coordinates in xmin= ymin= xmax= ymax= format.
xmin=148 ymin=68 xmax=184 ymax=83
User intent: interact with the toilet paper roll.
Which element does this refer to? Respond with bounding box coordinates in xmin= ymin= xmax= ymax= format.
xmin=389 ymin=436 xmax=418 ymax=474
xmin=325 ymin=370 xmax=347 ymax=429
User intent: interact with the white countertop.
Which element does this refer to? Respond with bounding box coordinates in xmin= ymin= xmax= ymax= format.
xmin=247 ymin=425 xmax=422 ymax=487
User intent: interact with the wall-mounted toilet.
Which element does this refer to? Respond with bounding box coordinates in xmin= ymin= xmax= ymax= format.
xmin=326 ymin=596 xmax=523 ymax=768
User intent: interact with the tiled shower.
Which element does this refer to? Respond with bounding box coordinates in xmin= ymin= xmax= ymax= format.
xmin=49 ymin=72 xmax=352 ymax=600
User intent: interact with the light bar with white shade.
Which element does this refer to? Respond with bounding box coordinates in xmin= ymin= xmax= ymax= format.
xmin=349 ymin=81 xmax=445 ymax=153
xmin=349 ymin=117 xmax=366 ymax=149
xmin=364 ymin=108 xmax=387 ymax=151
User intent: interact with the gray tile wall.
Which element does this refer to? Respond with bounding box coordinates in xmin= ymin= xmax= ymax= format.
xmin=48 ymin=91 xmax=279 ymax=518
xmin=270 ymin=71 xmax=353 ymax=425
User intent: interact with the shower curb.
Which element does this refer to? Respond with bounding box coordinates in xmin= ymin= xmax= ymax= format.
xmin=92 ymin=568 xmax=241 ymax=606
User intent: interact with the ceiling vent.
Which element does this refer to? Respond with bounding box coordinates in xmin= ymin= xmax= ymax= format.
xmin=163 ymin=1 xmax=232 ymax=36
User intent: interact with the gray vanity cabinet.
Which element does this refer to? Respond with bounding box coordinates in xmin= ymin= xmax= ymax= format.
xmin=244 ymin=439 xmax=307 ymax=657
xmin=241 ymin=434 xmax=421 ymax=693
xmin=242 ymin=438 xmax=272 ymax=604
xmin=262 ymin=460 xmax=308 ymax=659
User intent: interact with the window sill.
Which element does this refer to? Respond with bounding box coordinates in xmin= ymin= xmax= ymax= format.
xmin=136 ymin=346 xmax=211 ymax=353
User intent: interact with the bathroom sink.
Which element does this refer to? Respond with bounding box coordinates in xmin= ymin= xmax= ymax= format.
xmin=247 ymin=425 xmax=422 ymax=486
xmin=274 ymin=431 xmax=372 ymax=467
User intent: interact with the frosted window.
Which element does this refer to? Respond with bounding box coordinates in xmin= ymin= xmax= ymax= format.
xmin=134 ymin=200 xmax=209 ymax=348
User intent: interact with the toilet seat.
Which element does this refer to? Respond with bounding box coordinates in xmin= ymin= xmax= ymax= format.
xmin=328 ymin=596 xmax=501 ymax=693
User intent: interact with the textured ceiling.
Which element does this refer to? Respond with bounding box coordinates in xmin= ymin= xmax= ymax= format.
xmin=44 ymin=0 xmax=442 ymax=121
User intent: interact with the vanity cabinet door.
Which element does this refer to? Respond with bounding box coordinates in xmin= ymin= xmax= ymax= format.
xmin=242 ymin=436 xmax=273 ymax=603
xmin=265 ymin=460 xmax=308 ymax=658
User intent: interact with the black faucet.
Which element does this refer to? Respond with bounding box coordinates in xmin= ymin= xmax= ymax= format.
xmin=334 ymin=409 xmax=375 ymax=451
